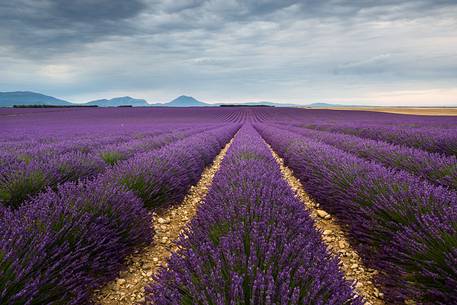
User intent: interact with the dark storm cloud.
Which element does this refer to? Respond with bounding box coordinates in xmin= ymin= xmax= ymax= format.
xmin=0 ymin=0 xmax=145 ymax=54
xmin=2 ymin=0 xmax=455 ymax=53
xmin=51 ymin=0 xmax=145 ymax=21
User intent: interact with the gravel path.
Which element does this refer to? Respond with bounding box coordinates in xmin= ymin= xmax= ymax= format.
xmin=268 ymin=144 xmax=385 ymax=305
xmin=93 ymin=136 xmax=236 ymax=305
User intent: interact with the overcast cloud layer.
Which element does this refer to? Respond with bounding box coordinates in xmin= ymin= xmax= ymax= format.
xmin=1 ymin=0 xmax=456 ymax=105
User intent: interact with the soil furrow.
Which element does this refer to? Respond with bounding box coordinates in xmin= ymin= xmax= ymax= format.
xmin=93 ymin=136 xmax=236 ymax=305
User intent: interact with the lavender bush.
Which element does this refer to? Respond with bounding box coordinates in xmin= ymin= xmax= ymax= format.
xmin=0 ymin=151 xmax=105 ymax=208
xmin=379 ymin=209 xmax=457 ymax=303
xmin=148 ymin=125 xmax=360 ymax=304
xmin=0 ymin=180 xmax=151 ymax=304
xmin=102 ymin=125 xmax=239 ymax=209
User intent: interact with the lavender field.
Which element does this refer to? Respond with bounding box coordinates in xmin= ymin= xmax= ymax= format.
xmin=1 ymin=107 xmax=456 ymax=305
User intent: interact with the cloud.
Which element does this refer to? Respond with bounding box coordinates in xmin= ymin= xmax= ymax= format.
xmin=334 ymin=54 xmax=394 ymax=75
xmin=0 ymin=0 xmax=456 ymax=105
xmin=0 ymin=0 xmax=145 ymax=56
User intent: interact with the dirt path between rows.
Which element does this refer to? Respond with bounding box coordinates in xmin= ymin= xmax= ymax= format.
xmin=268 ymin=145 xmax=385 ymax=305
xmin=93 ymin=136 xmax=236 ymax=304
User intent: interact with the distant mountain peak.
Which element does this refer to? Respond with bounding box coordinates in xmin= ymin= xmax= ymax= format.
xmin=172 ymin=95 xmax=199 ymax=102
xmin=164 ymin=95 xmax=208 ymax=107
xmin=0 ymin=91 xmax=71 ymax=107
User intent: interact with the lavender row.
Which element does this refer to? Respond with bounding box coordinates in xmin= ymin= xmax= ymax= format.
xmin=0 ymin=125 xmax=194 ymax=163
xmin=0 ymin=180 xmax=152 ymax=304
xmin=101 ymin=124 xmax=240 ymax=209
xmin=257 ymin=124 xmax=457 ymax=304
xmin=94 ymin=126 xmax=212 ymax=165
xmin=0 ymin=127 xmax=187 ymax=178
xmin=304 ymin=123 xmax=457 ymax=157
xmin=0 ymin=126 xmax=216 ymax=208
xmin=0 ymin=124 xmax=174 ymax=148
xmin=272 ymin=124 xmax=457 ymax=191
xmin=148 ymin=125 xmax=360 ymax=304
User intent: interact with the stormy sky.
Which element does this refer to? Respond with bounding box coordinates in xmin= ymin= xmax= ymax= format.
xmin=1 ymin=0 xmax=456 ymax=105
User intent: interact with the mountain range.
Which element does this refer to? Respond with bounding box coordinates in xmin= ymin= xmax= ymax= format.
xmin=0 ymin=91 xmax=354 ymax=108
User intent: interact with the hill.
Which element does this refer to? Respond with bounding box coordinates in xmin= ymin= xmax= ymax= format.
xmin=0 ymin=91 xmax=72 ymax=107
xmin=159 ymin=95 xmax=208 ymax=107
xmin=86 ymin=96 xmax=150 ymax=107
